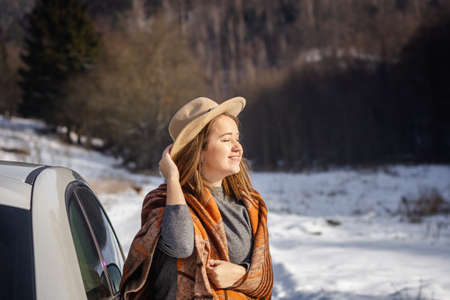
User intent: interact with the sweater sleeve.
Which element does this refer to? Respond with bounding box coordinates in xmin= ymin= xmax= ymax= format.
xmin=157 ymin=204 xmax=194 ymax=258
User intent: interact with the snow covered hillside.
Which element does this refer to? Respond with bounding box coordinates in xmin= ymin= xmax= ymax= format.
xmin=2 ymin=115 xmax=450 ymax=299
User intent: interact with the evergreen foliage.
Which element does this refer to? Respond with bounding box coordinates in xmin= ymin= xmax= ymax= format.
xmin=398 ymin=16 xmax=450 ymax=162
xmin=2 ymin=0 xmax=448 ymax=169
xmin=0 ymin=32 xmax=20 ymax=115
xmin=18 ymin=0 xmax=99 ymax=125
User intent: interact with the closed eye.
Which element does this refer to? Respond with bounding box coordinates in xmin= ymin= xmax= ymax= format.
xmin=222 ymin=138 xmax=240 ymax=143
xmin=219 ymin=133 xmax=240 ymax=143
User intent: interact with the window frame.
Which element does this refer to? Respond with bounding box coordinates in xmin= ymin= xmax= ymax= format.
xmin=65 ymin=181 xmax=125 ymax=298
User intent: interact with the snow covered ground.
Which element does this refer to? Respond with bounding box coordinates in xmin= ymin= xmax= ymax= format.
xmin=2 ymin=115 xmax=450 ymax=299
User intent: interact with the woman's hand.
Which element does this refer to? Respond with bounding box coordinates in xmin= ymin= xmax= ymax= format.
xmin=159 ymin=144 xmax=179 ymax=182
xmin=206 ymin=259 xmax=246 ymax=289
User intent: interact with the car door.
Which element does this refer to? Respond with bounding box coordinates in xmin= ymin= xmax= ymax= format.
xmin=66 ymin=182 xmax=124 ymax=300
xmin=0 ymin=203 xmax=34 ymax=300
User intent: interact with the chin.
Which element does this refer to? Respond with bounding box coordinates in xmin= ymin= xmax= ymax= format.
xmin=230 ymin=166 xmax=241 ymax=175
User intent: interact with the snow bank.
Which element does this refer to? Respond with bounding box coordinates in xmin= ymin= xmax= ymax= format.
xmin=2 ymin=115 xmax=450 ymax=299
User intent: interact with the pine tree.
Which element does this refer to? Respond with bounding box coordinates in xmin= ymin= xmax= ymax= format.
xmin=19 ymin=0 xmax=99 ymax=125
xmin=0 ymin=30 xmax=20 ymax=116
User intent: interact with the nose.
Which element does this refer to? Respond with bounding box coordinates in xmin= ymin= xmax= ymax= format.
xmin=232 ymin=139 xmax=242 ymax=153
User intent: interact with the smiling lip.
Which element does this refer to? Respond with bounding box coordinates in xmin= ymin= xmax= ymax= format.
xmin=229 ymin=156 xmax=241 ymax=161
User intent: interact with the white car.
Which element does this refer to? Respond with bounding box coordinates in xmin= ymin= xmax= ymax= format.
xmin=0 ymin=160 xmax=125 ymax=300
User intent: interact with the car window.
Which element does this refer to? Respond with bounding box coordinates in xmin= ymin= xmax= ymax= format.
xmin=72 ymin=185 xmax=124 ymax=295
xmin=68 ymin=193 xmax=111 ymax=299
xmin=0 ymin=204 xmax=34 ymax=300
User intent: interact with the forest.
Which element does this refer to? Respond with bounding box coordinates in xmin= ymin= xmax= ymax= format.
xmin=1 ymin=0 xmax=449 ymax=170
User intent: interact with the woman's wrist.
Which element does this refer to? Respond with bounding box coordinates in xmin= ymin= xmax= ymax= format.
xmin=166 ymin=175 xmax=180 ymax=183
xmin=166 ymin=176 xmax=186 ymax=205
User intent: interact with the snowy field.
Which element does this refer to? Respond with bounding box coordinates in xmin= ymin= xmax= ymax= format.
xmin=2 ymin=115 xmax=450 ymax=300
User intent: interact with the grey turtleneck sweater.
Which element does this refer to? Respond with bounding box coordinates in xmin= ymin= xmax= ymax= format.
xmin=147 ymin=186 xmax=253 ymax=300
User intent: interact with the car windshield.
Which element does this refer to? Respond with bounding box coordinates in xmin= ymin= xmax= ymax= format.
xmin=0 ymin=204 xmax=34 ymax=300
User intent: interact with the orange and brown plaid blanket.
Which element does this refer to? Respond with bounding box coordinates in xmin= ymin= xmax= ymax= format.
xmin=119 ymin=184 xmax=273 ymax=299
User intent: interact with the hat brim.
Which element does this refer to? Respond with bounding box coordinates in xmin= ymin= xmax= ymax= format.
xmin=170 ymin=97 xmax=246 ymax=157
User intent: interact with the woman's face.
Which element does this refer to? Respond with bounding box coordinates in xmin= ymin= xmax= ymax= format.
xmin=200 ymin=114 xmax=242 ymax=186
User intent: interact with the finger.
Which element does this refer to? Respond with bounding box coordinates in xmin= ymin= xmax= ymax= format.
xmin=212 ymin=259 xmax=224 ymax=266
xmin=167 ymin=144 xmax=174 ymax=155
xmin=162 ymin=144 xmax=173 ymax=157
xmin=208 ymin=259 xmax=219 ymax=267
xmin=205 ymin=265 xmax=216 ymax=279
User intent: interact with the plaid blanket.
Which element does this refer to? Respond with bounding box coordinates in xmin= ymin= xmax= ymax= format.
xmin=119 ymin=184 xmax=273 ymax=300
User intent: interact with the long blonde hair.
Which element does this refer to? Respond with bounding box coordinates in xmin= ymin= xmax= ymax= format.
xmin=172 ymin=113 xmax=253 ymax=200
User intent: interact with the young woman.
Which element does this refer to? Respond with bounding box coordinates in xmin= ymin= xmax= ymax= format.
xmin=120 ymin=97 xmax=273 ymax=299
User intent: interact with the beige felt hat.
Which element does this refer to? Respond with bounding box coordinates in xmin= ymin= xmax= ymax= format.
xmin=168 ymin=96 xmax=246 ymax=157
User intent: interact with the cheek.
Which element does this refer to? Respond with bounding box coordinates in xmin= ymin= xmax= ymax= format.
xmin=212 ymin=146 xmax=227 ymax=162
xmin=203 ymin=144 xmax=229 ymax=165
